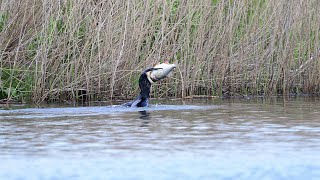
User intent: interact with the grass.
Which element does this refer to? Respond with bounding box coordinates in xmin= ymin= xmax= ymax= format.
xmin=0 ymin=0 xmax=320 ymax=103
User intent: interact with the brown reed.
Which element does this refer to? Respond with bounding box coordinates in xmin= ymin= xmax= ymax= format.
xmin=0 ymin=0 xmax=319 ymax=103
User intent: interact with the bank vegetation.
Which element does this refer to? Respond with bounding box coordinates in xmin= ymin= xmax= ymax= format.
xmin=0 ymin=0 xmax=320 ymax=103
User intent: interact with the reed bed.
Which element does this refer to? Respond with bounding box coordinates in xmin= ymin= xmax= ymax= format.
xmin=0 ymin=0 xmax=320 ymax=103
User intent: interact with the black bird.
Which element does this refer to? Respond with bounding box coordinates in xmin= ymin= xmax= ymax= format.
xmin=122 ymin=68 xmax=160 ymax=107
xmin=123 ymin=62 xmax=176 ymax=107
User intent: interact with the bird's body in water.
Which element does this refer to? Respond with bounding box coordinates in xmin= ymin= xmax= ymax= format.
xmin=122 ymin=68 xmax=153 ymax=107
xmin=123 ymin=62 xmax=176 ymax=107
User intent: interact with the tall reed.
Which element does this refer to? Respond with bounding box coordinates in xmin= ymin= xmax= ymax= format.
xmin=0 ymin=0 xmax=319 ymax=103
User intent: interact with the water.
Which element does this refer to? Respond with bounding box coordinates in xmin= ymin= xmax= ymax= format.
xmin=1 ymin=97 xmax=320 ymax=179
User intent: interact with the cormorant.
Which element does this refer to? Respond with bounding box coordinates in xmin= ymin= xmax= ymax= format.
xmin=123 ymin=62 xmax=176 ymax=107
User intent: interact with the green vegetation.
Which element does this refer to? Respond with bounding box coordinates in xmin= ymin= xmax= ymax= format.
xmin=0 ymin=0 xmax=320 ymax=103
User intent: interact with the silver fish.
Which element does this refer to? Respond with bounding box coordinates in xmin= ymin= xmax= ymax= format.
xmin=148 ymin=63 xmax=176 ymax=82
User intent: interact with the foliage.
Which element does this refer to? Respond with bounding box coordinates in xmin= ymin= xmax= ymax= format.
xmin=0 ymin=0 xmax=320 ymax=103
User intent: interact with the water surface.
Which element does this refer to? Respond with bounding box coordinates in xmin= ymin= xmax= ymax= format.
xmin=1 ymin=97 xmax=320 ymax=179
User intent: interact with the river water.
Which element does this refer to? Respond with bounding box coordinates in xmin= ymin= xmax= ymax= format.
xmin=1 ymin=97 xmax=320 ymax=179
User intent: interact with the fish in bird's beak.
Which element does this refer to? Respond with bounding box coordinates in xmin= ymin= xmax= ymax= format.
xmin=147 ymin=62 xmax=176 ymax=83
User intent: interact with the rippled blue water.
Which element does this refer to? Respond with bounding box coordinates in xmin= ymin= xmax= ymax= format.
xmin=1 ymin=97 xmax=320 ymax=179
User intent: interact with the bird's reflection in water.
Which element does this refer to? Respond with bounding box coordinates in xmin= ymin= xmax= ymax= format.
xmin=139 ymin=110 xmax=150 ymax=127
